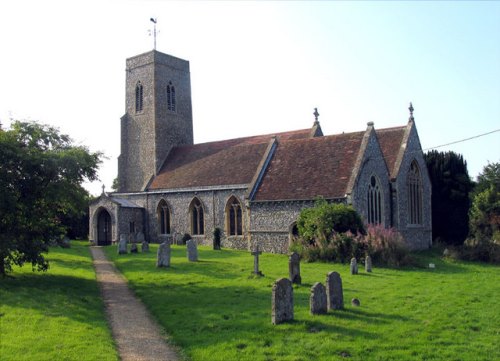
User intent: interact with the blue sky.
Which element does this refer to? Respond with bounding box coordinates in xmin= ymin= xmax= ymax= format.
xmin=0 ymin=1 xmax=498 ymax=195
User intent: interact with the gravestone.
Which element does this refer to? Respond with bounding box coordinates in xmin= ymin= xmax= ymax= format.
xmin=186 ymin=239 xmax=198 ymax=262
xmin=118 ymin=234 xmax=128 ymax=254
xmin=310 ymin=282 xmax=327 ymax=315
xmin=136 ymin=231 xmax=145 ymax=243
xmin=326 ymin=271 xmax=344 ymax=310
xmin=288 ymin=252 xmax=301 ymax=284
xmin=141 ymin=241 xmax=150 ymax=253
xmin=272 ymin=278 xmax=293 ymax=324
xmin=365 ymin=255 xmax=372 ymax=273
xmin=130 ymin=242 xmax=138 ymax=253
xmin=156 ymin=241 xmax=171 ymax=268
xmin=351 ymin=298 xmax=360 ymax=307
xmin=251 ymin=245 xmax=263 ymax=276
xmin=350 ymin=257 xmax=358 ymax=275
xmin=60 ymin=236 xmax=71 ymax=248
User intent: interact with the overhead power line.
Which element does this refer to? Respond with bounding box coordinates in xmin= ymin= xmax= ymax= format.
xmin=423 ymin=128 xmax=500 ymax=151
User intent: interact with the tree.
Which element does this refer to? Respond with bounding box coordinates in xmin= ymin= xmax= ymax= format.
xmin=0 ymin=121 xmax=102 ymax=276
xmin=469 ymin=162 xmax=500 ymax=243
xmin=424 ymin=150 xmax=473 ymax=245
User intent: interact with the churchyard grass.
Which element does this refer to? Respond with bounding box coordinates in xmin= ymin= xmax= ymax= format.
xmin=0 ymin=241 xmax=118 ymax=361
xmin=105 ymin=245 xmax=500 ymax=361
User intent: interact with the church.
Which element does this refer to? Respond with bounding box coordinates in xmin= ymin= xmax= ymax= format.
xmin=89 ymin=49 xmax=432 ymax=253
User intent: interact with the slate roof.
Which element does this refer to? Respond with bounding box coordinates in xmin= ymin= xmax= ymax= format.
xmin=253 ymin=131 xmax=365 ymax=201
xmin=376 ymin=125 xmax=407 ymax=179
xmin=148 ymin=128 xmax=313 ymax=190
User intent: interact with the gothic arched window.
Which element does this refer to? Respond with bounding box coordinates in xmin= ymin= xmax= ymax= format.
xmin=190 ymin=198 xmax=204 ymax=235
xmin=407 ymin=160 xmax=423 ymax=225
xmin=367 ymin=175 xmax=383 ymax=224
xmin=167 ymin=82 xmax=176 ymax=112
xmin=157 ymin=199 xmax=171 ymax=235
xmin=135 ymin=81 xmax=144 ymax=112
xmin=226 ymin=196 xmax=243 ymax=236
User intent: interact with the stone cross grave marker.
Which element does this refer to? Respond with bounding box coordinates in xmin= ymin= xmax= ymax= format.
xmin=156 ymin=241 xmax=171 ymax=268
xmin=288 ymin=252 xmax=301 ymax=284
xmin=310 ymin=282 xmax=327 ymax=315
xmin=365 ymin=255 xmax=372 ymax=272
xmin=251 ymin=245 xmax=263 ymax=276
xmin=272 ymin=278 xmax=293 ymax=324
xmin=350 ymin=257 xmax=358 ymax=275
xmin=326 ymin=271 xmax=344 ymax=310
xmin=118 ymin=234 xmax=128 ymax=255
xmin=186 ymin=239 xmax=198 ymax=262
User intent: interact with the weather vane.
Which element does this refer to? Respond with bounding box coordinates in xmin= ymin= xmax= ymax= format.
xmin=150 ymin=18 xmax=157 ymax=50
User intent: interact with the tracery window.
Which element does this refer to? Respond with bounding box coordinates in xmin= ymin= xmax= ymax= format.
xmin=226 ymin=197 xmax=243 ymax=236
xmin=167 ymin=82 xmax=176 ymax=112
xmin=135 ymin=81 xmax=144 ymax=112
xmin=367 ymin=175 xmax=383 ymax=224
xmin=157 ymin=199 xmax=171 ymax=235
xmin=407 ymin=160 xmax=423 ymax=225
xmin=190 ymin=198 xmax=204 ymax=235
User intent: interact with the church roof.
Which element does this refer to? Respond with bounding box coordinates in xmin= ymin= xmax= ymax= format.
xmin=253 ymin=131 xmax=365 ymax=201
xmin=376 ymin=125 xmax=407 ymax=179
xmin=148 ymin=128 xmax=313 ymax=190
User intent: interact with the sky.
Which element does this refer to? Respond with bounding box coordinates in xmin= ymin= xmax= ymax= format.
xmin=1 ymin=0 xmax=499 ymax=196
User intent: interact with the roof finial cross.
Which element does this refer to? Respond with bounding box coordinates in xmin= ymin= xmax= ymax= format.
xmin=313 ymin=108 xmax=320 ymax=123
xmin=409 ymin=102 xmax=414 ymax=122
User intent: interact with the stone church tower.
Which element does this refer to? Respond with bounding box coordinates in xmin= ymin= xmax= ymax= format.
xmin=118 ymin=50 xmax=193 ymax=192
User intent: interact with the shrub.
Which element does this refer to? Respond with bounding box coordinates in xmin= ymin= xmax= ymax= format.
xmin=364 ymin=224 xmax=411 ymax=267
xmin=181 ymin=233 xmax=192 ymax=245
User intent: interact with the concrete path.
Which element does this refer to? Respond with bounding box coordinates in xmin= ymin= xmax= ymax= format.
xmin=90 ymin=247 xmax=180 ymax=361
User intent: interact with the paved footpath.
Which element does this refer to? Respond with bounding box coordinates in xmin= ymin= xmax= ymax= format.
xmin=90 ymin=247 xmax=180 ymax=361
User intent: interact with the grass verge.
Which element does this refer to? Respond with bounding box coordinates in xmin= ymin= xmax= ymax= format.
xmin=0 ymin=241 xmax=118 ymax=361
xmin=104 ymin=244 xmax=500 ymax=361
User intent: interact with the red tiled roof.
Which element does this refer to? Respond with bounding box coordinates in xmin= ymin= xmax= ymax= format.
xmin=253 ymin=132 xmax=365 ymax=201
xmin=376 ymin=126 xmax=406 ymax=179
xmin=148 ymin=128 xmax=313 ymax=190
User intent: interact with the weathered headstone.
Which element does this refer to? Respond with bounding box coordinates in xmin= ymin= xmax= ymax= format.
xmin=365 ymin=255 xmax=372 ymax=273
xmin=136 ymin=231 xmax=145 ymax=243
xmin=310 ymin=282 xmax=327 ymax=315
xmin=288 ymin=252 xmax=301 ymax=284
xmin=118 ymin=234 xmax=128 ymax=254
xmin=141 ymin=241 xmax=150 ymax=253
xmin=326 ymin=271 xmax=344 ymax=310
xmin=251 ymin=245 xmax=263 ymax=276
xmin=350 ymin=257 xmax=358 ymax=275
xmin=156 ymin=241 xmax=171 ymax=267
xmin=60 ymin=236 xmax=71 ymax=248
xmin=351 ymin=298 xmax=360 ymax=307
xmin=186 ymin=239 xmax=198 ymax=262
xmin=272 ymin=278 xmax=293 ymax=324
xmin=130 ymin=242 xmax=138 ymax=253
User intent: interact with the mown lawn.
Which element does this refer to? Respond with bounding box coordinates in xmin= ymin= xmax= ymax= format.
xmin=104 ymin=244 xmax=500 ymax=361
xmin=0 ymin=241 xmax=118 ymax=361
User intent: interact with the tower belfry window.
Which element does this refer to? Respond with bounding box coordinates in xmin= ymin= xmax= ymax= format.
xmin=167 ymin=82 xmax=176 ymax=112
xmin=135 ymin=82 xmax=144 ymax=112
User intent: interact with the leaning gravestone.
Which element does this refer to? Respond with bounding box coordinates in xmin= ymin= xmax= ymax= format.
xmin=272 ymin=278 xmax=294 ymax=324
xmin=310 ymin=282 xmax=327 ymax=315
xmin=326 ymin=271 xmax=344 ymax=310
xmin=288 ymin=252 xmax=301 ymax=284
xmin=118 ymin=234 xmax=128 ymax=255
xmin=365 ymin=255 xmax=372 ymax=273
xmin=156 ymin=241 xmax=171 ymax=268
xmin=186 ymin=239 xmax=198 ymax=262
xmin=350 ymin=257 xmax=358 ymax=275
xmin=141 ymin=241 xmax=149 ymax=253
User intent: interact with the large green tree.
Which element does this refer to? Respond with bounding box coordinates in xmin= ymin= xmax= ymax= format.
xmin=0 ymin=121 xmax=102 ymax=276
xmin=469 ymin=162 xmax=500 ymax=243
xmin=424 ymin=150 xmax=473 ymax=245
